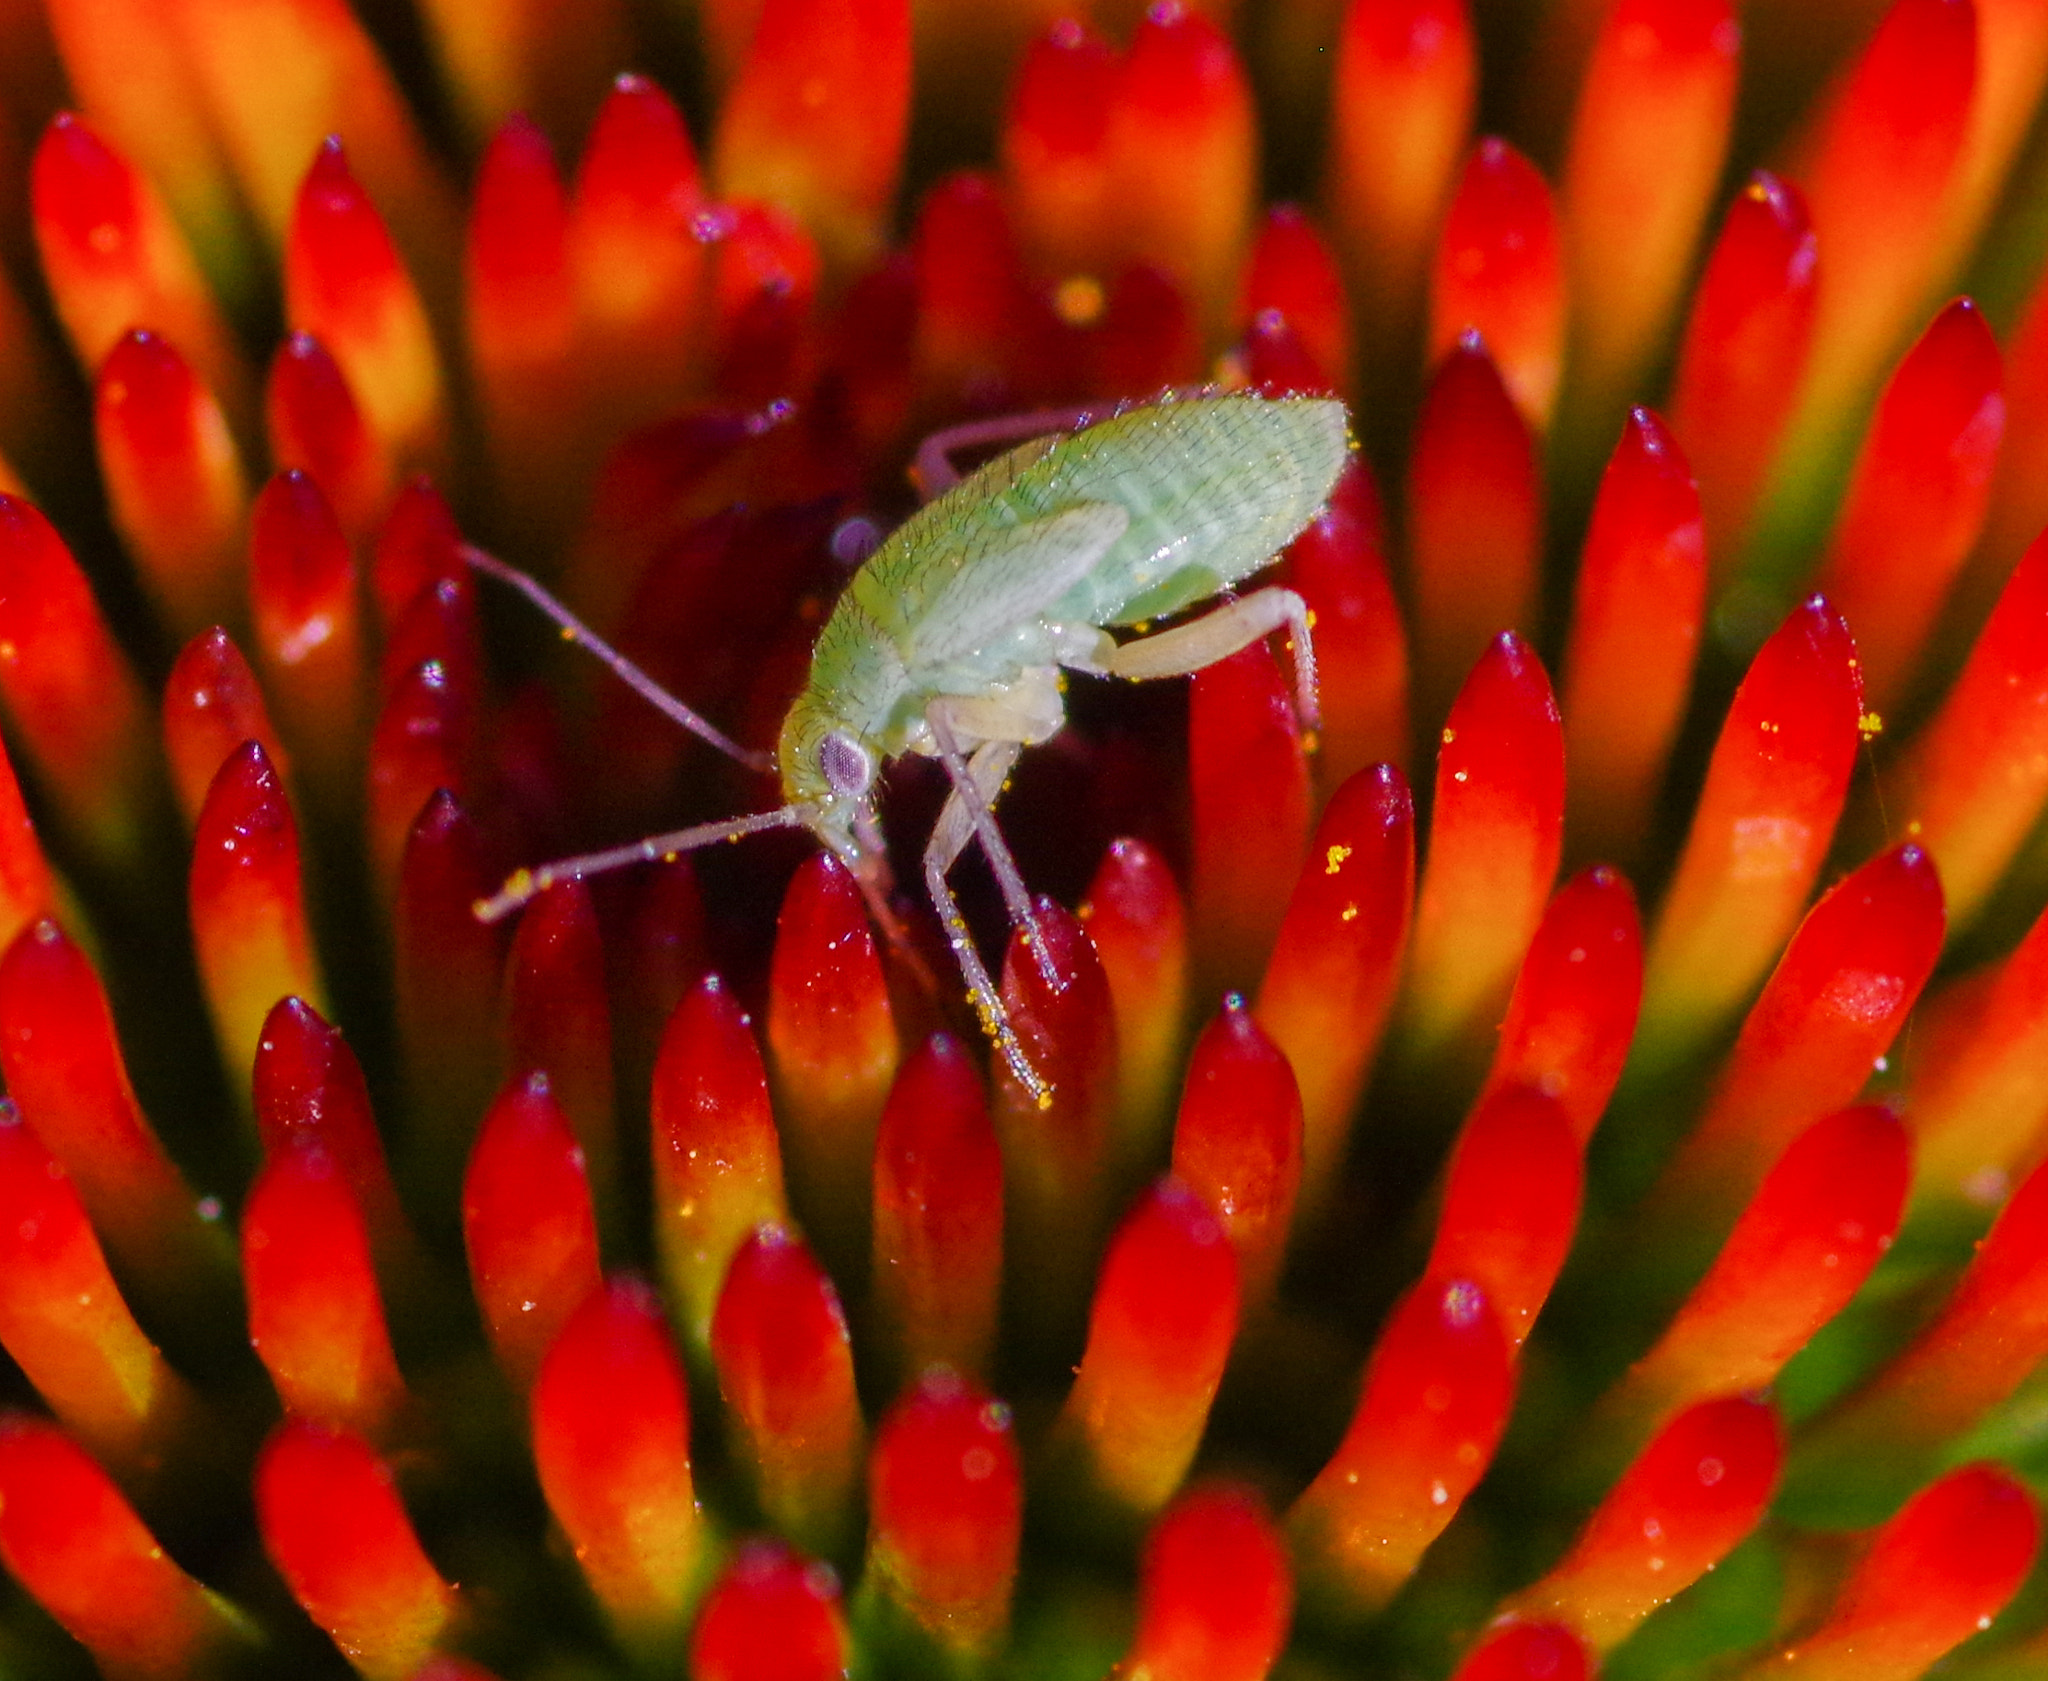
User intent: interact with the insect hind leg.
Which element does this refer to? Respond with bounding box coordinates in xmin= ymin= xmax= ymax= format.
xmin=1103 ymin=585 xmax=1319 ymax=728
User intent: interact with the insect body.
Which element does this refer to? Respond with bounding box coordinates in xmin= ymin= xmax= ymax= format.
xmin=472 ymin=390 xmax=1353 ymax=1101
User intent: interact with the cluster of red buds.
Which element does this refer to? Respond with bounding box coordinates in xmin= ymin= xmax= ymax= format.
xmin=2 ymin=0 xmax=2048 ymax=1676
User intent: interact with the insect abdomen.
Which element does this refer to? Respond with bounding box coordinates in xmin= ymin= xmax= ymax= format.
xmin=1041 ymin=394 xmax=1349 ymax=627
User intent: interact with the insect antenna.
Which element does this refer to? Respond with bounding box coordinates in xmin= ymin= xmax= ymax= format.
xmin=463 ymin=544 xmax=778 ymax=776
xmin=473 ymin=806 xmax=811 ymax=923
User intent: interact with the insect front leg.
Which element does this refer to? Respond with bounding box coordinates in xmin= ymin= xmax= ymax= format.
xmin=1103 ymin=585 xmax=1320 ymax=728
xmin=919 ymin=732 xmax=1050 ymax=1100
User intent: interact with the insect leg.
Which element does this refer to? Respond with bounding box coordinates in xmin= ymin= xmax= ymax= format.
xmin=1103 ymin=585 xmax=1320 ymax=728
xmin=925 ymin=704 xmax=1062 ymax=992
xmin=464 ymin=544 xmax=777 ymax=775
xmin=919 ymin=736 xmax=1050 ymax=1101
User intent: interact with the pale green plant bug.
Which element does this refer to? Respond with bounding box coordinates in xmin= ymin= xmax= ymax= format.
xmin=470 ymin=389 xmax=1353 ymax=1103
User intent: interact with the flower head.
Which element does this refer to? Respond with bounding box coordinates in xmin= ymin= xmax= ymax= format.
xmin=0 ymin=0 xmax=2046 ymax=1676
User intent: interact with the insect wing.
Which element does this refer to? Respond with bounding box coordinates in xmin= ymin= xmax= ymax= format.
xmin=904 ymin=500 xmax=1131 ymax=666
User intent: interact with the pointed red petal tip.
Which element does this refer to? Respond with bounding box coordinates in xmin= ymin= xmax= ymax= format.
xmin=866 ymin=1366 xmax=1022 ymax=1653
xmin=251 ymin=995 xmax=400 ymax=1235
xmin=576 ymin=74 xmax=704 ymax=223
xmin=1452 ymin=1620 xmax=1593 ymax=1681
xmin=0 ymin=919 xmax=210 ymax=1295
xmin=1671 ymin=842 xmax=1943 ymax=1223
xmin=767 ymin=853 xmax=896 ymax=1242
xmin=569 ymin=77 xmax=708 ymax=437
xmin=0 ymin=1100 xmax=191 ymax=1477
xmin=1513 ymin=1394 xmax=1783 ymax=1650
xmin=1559 ymin=0 xmax=1739 ymax=409
xmin=31 ymin=111 xmax=140 ymax=275
xmin=1430 ymin=137 xmax=1564 ymax=431
xmin=1768 ymin=1465 xmax=2037 ymax=1678
xmin=710 ymin=1224 xmax=864 ymax=1554
xmin=1481 ymin=866 xmax=1642 ymax=1144
xmin=910 ymin=169 xmax=1038 ymax=410
xmin=651 ymin=974 xmax=788 ymax=1355
xmin=367 ymin=658 xmax=477 ymax=912
xmin=873 ymin=1034 xmax=1003 ymax=1381
xmin=507 ymin=879 xmax=616 ymax=1194
xmin=701 ymin=202 xmax=820 ymax=407
xmin=1110 ymin=4 xmax=1257 ymax=317
xmin=1798 ymin=0 xmax=1977 ymax=437
xmin=1190 ymin=639 xmax=1314 ymax=993
xmin=1060 ymin=1176 xmax=1240 ymax=1513
xmin=463 ymin=1070 xmax=600 ymax=1392
xmin=467 ymin=112 xmax=572 ymax=322
xmin=1082 ymin=835 xmax=1191 ymax=1156
xmin=242 ymin=1142 xmax=405 ymax=1441
xmin=95 ymin=328 xmax=245 ymax=634
xmin=266 ymin=330 xmax=387 ymax=540
xmin=394 ymin=790 xmax=507 ymax=1137
xmin=1607 ymin=1106 xmax=1906 ymax=1458
xmin=1563 ymin=408 xmax=1707 ymax=849
xmin=688 ymin=1539 xmax=850 ymax=1681
xmin=1897 ymin=527 xmax=2048 ymax=926
xmin=1120 ymin=1483 xmax=1292 ymax=1680
xmin=248 ymin=468 xmax=368 ymax=802
xmin=1325 ymin=0 xmax=1478 ymax=325
xmin=0 ymin=495 xmax=152 ymax=861
xmin=1404 ymin=632 xmax=1565 ymax=1064
xmin=30 ymin=111 xmax=242 ymax=415
xmin=163 ymin=626 xmax=286 ymax=825
xmin=1281 ymin=455 xmax=1409 ymax=789
xmin=996 ymin=898 xmax=1118 ymax=1237
xmin=1406 ymin=343 xmax=1545 ymax=717
xmin=1005 ymin=20 xmax=1118 ymax=173
xmin=191 ymin=744 xmax=325 ymax=1084
xmin=1820 ymin=297 xmax=2004 ymax=711
xmin=0 ymin=737 xmax=50 ymax=953
xmin=1911 ymin=896 xmax=2048 ymax=1206
xmin=0 ymin=1413 xmax=240 ymax=1674
xmin=285 ymin=138 xmax=445 ymax=468
xmin=1243 ymin=205 xmax=1354 ymax=397
xmin=1671 ymin=171 xmax=1819 ymax=561
xmin=372 ymin=477 xmax=465 ymax=628
xmin=254 ymin=1419 xmax=458 ymax=1677
xmin=531 ymin=1276 xmax=706 ymax=1631
xmin=1431 ymin=1085 xmax=1582 ymax=1350
xmin=713 ymin=0 xmax=911 ymax=269
xmin=1171 ymin=997 xmax=1303 ymax=1313
xmin=1257 ymin=761 xmax=1414 ymax=1198
xmin=1290 ymin=1277 xmax=1515 ymax=1613
xmin=1639 ymin=595 xmax=1863 ymax=1054
xmin=1805 ymin=1145 xmax=2048 ymax=1470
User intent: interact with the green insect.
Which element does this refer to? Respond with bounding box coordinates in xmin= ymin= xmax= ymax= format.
xmin=471 ymin=390 xmax=1353 ymax=1102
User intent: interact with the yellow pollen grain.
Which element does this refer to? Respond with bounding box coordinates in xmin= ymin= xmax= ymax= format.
xmin=1325 ymin=843 xmax=1352 ymax=875
xmin=1858 ymin=710 xmax=1884 ymax=737
xmin=1053 ymin=274 xmax=1106 ymax=328
xmin=1340 ymin=903 xmax=1359 ymax=922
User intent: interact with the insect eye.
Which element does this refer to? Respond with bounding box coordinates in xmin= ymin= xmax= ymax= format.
xmin=818 ymin=730 xmax=873 ymax=799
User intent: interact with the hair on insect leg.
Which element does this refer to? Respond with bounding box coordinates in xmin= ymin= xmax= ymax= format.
xmin=463 ymin=543 xmax=777 ymax=775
